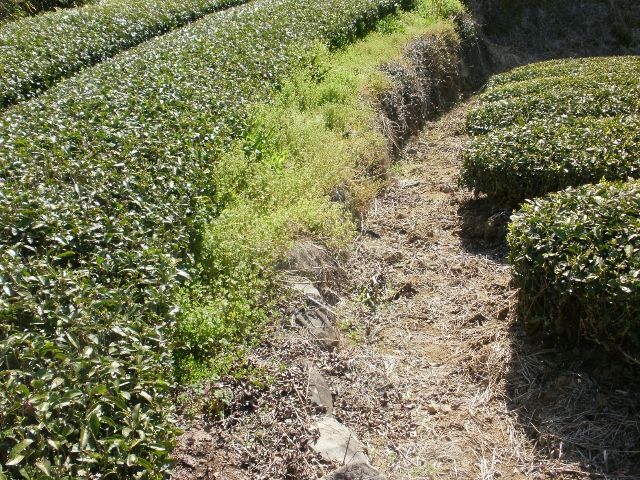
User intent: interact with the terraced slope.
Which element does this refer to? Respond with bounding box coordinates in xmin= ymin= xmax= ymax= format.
xmin=0 ymin=0 xmax=250 ymax=109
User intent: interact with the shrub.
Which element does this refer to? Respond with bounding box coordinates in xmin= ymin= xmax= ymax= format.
xmin=486 ymin=55 xmax=640 ymax=88
xmin=460 ymin=114 xmax=640 ymax=203
xmin=508 ymin=180 xmax=640 ymax=358
xmin=0 ymin=0 xmax=408 ymax=476
xmin=480 ymin=68 xmax=640 ymax=104
xmin=466 ymin=79 xmax=640 ymax=134
xmin=0 ymin=0 xmax=249 ymax=109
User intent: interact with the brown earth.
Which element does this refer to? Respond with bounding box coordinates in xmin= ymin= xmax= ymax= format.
xmin=172 ymin=100 xmax=640 ymax=480
xmin=330 ymin=102 xmax=640 ymax=479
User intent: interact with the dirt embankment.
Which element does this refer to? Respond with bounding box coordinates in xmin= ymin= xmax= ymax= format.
xmin=466 ymin=0 xmax=640 ymax=68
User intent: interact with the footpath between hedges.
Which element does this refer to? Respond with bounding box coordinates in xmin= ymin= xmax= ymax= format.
xmin=330 ymin=102 xmax=640 ymax=479
xmin=173 ymin=99 xmax=640 ymax=479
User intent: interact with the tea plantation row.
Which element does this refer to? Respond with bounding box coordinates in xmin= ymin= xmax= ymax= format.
xmin=466 ymin=84 xmax=640 ymax=136
xmin=486 ymin=56 xmax=640 ymax=88
xmin=461 ymin=57 xmax=640 ymax=358
xmin=0 ymin=0 xmax=250 ymax=109
xmin=461 ymin=114 xmax=640 ymax=202
xmin=509 ymin=179 xmax=640 ymax=354
xmin=0 ymin=0 xmax=409 ymax=476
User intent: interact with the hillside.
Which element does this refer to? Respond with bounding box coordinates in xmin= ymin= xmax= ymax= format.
xmin=0 ymin=0 xmax=639 ymax=478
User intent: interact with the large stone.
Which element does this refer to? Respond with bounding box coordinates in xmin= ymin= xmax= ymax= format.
xmin=293 ymin=308 xmax=339 ymax=351
xmin=280 ymin=241 xmax=343 ymax=304
xmin=290 ymin=278 xmax=324 ymax=304
xmin=321 ymin=462 xmax=387 ymax=480
xmin=308 ymin=367 xmax=333 ymax=414
xmin=312 ymin=416 xmax=368 ymax=465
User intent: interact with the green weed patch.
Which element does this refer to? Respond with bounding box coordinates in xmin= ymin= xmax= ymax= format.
xmin=174 ymin=1 xmax=467 ymax=381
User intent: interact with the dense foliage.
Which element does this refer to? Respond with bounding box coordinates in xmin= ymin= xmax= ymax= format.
xmin=0 ymin=0 xmax=249 ymax=109
xmin=479 ymin=68 xmax=640 ymax=105
xmin=466 ymin=81 xmax=640 ymax=135
xmin=487 ymin=56 xmax=640 ymax=90
xmin=466 ymin=56 xmax=640 ymax=358
xmin=0 ymin=0 xmax=409 ymax=476
xmin=508 ymin=181 xmax=640 ymax=357
xmin=486 ymin=56 xmax=640 ymax=88
xmin=461 ymin=114 xmax=640 ymax=203
xmin=465 ymin=56 xmax=640 ymax=135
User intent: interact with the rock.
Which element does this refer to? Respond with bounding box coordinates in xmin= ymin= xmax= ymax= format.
xmin=293 ymin=308 xmax=339 ymax=351
xmin=312 ymin=416 xmax=368 ymax=465
xmin=281 ymin=241 xmax=341 ymax=284
xmin=485 ymin=211 xmax=510 ymax=241
xmin=397 ymin=178 xmax=421 ymax=189
xmin=426 ymin=403 xmax=438 ymax=414
xmin=308 ymin=367 xmax=333 ymax=414
xmin=321 ymin=462 xmax=387 ymax=480
xmin=426 ymin=403 xmax=451 ymax=414
xmin=383 ymin=251 xmax=403 ymax=264
xmin=290 ymin=279 xmax=323 ymax=304
xmin=459 ymin=206 xmax=510 ymax=242
xmin=280 ymin=241 xmax=344 ymax=305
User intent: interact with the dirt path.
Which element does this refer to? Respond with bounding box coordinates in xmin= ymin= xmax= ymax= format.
xmin=329 ymin=101 xmax=640 ymax=479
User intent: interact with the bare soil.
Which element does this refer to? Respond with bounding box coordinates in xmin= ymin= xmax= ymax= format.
xmin=172 ymin=100 xmax=640 ymax=480
xmin=331 ymin=102 xmax=640 ymax=479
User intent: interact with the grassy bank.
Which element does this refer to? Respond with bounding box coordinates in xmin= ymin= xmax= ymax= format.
xmin=174 ymin=0 xmax=467 ymax=381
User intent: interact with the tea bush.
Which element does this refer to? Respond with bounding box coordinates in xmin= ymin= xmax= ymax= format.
xmin=480 ymin=68 xmax=640 ymax=104
xmin=0 ymin=0 xmax=409 ymax=476
xmin=466 ymin=81 xmax=640 ymax=134
xmin=508 ymin=180 xmax=640 ymax=357
xmin=486 ymin=56 xmax=640 ymax=88
xmin=465 ymin=56 xmax=640 ymax=135
xmin=461 ymin=114 xmax=640 ymax=203
xmin=0 ymin=0 xmax=248 ymax=109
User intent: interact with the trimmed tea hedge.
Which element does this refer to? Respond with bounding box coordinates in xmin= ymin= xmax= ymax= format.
xmin=486 ymin=55 xmax=640 ymax=88
xmin=0 ymin=0 xmax=407 ymax=476
xmin=0 ymin=0 xmax=249 ymax=109
xmin=508 ymin=180 xmax=640 ymax=355
xmin=461 ymin=114 xmax=640 ymax=203
xmin=479 ymin=68 xmax=640 ymax=105
xmin=466 ymin=80 xmax=640 ymax=135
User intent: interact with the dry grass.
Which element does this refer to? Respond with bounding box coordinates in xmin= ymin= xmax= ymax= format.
xmin=172 ymin=99 xmax=640 ymax=480
xmin=330 ymin=102 xmax=640 ymax=479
